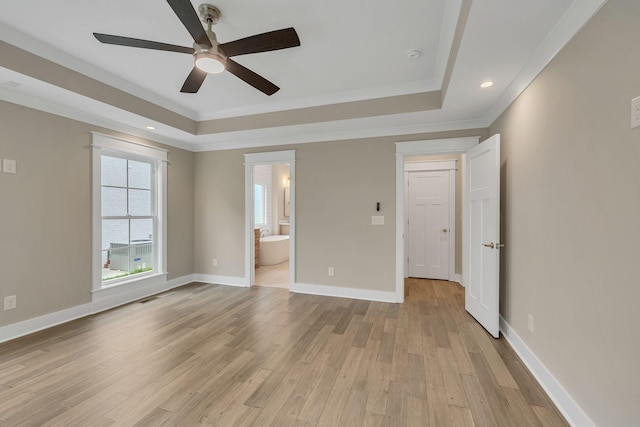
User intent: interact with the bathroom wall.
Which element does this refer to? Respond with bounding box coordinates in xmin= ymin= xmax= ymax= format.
xmin=253 ymin=164 xmax=273 ymax=235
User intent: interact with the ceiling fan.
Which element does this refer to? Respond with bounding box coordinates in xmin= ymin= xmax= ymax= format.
xmin=93 ymin=0 xmax=300 ymax=95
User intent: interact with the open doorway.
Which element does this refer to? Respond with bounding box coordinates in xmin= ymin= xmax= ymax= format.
xmin=253 ymin=163 xmax=290 ymax=288
xmin=404 ymin=157 xmax=459 ymax=282
xmin=244 ymin=151 xmax=295 ymax=289
xmin=395 ymin=135 xmax=502 ymax=338
xmin=394 ymin=137 xmax=479 ymax=303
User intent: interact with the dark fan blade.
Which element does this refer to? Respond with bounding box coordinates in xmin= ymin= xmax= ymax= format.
xmin=226 ymin=59 xmax=279 ymax=95
xmin=219 ymin=28 xmax=300 ymax=57
xmin=93 ymin=33 xmax=194 ymax=54
xmin=181 ymin=67 xmax=208 ymax=93
xmin=166 ymin=0 xmax=212 ymax=47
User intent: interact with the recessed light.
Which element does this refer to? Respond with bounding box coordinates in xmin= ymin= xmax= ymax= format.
xmin=406 ymin=49 xmax=422 ymax=60
xmin=146 ymin=126 xmax=156 ymax=130
xmin=480 ymin=81 xmax=494 ymax=88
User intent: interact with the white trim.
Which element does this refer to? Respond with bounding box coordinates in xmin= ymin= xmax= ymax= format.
xmin=92 ymin=132 xmax=168 ymax=160
xmin=396 ymin=137 xmax=479 ymax=155
xmin=244 ymin=151 xmax=296 ymax=289
xmin=192 ymin=274 xmax=250 ymax=287
xmin=291 ymin=283 xmax=398 ymax=303
xmin=244 ymin=150 xmax=296 ymax=164
xmin=0 ymin=274 xmax=194 ymax=345
xmin=395 ymin=137 xmax=479 ymax=303
xmin=483 ymin=0 xmax=607 ymax=126
xmin=499 ymin=316 xmax=596 ymax=427
xmin=404 ymin=160 xmax=457 ymax=172
xmin=452 ymin=273 xmax=463 ymax=285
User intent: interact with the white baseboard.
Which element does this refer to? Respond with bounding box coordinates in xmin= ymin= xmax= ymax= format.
xmin=0 ymin=274 xmax=195 ymax=345
xmin=193 ymin=274 xmax=249 ymax=287
xmin=499 ymin=316 xmax=595 ymax=427
xmin=451 ymin=273 xmax=463 ymax=285
xmin=291 ymin=282 xmax=399 ymax=303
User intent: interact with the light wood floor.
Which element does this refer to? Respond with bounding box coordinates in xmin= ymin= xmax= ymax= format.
xmin=255 ymin=261 xmax=289 ymax=289
xmin=0 ymin=279 xmax=568 ymax=426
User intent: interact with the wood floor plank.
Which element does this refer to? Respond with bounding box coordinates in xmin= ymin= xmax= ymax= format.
xmin=438 ymin=347 xmax=468 ymax=408
xmin=461 ymin=374 xmax=499 ymax=426
xmin=0 ymin=281 xmax=568 ymax=427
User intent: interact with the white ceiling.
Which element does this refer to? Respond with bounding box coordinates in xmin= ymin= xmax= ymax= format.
xmin=0 ymin=0 xmax=605 ymax=151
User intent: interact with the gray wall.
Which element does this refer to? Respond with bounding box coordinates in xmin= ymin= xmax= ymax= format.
xmin=194 ymin=129 xmax=487 ymax=291
xmin=0 ymin=101 xmax=195 ymax=328
xmin=489 ymin=1 xmax=640 ymax=425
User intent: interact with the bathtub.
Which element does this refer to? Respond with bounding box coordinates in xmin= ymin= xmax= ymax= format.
xmin=259 ymin=235 xmax=290 ymax=266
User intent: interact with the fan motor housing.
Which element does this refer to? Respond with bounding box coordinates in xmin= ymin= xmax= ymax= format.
xmin=199 ymin=4 xmax=221 ymax=24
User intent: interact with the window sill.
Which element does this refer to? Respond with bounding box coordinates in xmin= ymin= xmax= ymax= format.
xmin=92 ymin=272 xmax=168 ymax=306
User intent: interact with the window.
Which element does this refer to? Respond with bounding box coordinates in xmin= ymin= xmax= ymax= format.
xmin=254 ymin=184 xmax=266 ymax=226
xmin=92 ymin=133 xmax=167 ymax=290
xmin=101 ymin=156 xmax=154 ymax=281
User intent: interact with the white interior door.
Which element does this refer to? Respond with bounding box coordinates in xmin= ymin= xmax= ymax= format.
xmin=408 ymin=170 xmax=450 ymax=280
xmin=464 ymin=134 xmax=501 ymax=338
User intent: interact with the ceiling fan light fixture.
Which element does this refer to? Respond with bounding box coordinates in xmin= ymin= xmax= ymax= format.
xmin=195 ymin=52 xmax=226 ymax=74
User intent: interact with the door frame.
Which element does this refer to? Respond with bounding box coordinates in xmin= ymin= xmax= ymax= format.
xmin=244 ymin=150 xmax=296 ymax=287
xmin=395 ymin=137 xmax=479 ymax=303
xmin=404 ymin=161 xmax=457 ymax=281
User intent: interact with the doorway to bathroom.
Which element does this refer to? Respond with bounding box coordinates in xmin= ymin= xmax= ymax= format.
xmin=244 ymin=151 xmax=295 ymax=289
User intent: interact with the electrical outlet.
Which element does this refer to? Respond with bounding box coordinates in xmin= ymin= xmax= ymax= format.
xmin=212 ymin=258 xmax=218 ymax=267
xmin=4 ymin=295 xmax=16 ymax=310
xmin=328 ymin=267 xmax=335 ymax=277
xmin=528 ymin=314 xmax=534 ymax=334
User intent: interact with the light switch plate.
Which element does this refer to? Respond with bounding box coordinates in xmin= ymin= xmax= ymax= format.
xmin=632 ymin=96 xmax=640 ymax=129
xmin=371 ymin=215 xmax=385 ymax=225
xmin=4 ymin=295 xmax=16 ymax=311
xmin=3 ymin=159 xmax=16 ymax=174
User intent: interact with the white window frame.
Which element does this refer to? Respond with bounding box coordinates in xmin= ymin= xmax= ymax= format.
xmin=91 ymin=132 xmax=168 ymax=295
xmin=254 ymin=183 xmax=267 ymax=228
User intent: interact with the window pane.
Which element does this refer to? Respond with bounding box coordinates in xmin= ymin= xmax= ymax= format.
xmin=130 ymin=219 xmax=153 ymax=274
xmin=254 ymin=184 xmax=265 ymax=225
xmin=103 ymin=219 xmax=130 ymax=275
xmin=102 ymin=187 xmax=127 ymax=216
xmin=128 ymin=189 xmax=151 ymax=216
xmin=102 ymin=219 xmax=129 ymax=251
xmin=101 ymin=156 xmax=127 ymax=187
xmin=131 ymin=218 xmax=153 ymax=242
xmin=129 ymin=160 xmax=151 ymax=190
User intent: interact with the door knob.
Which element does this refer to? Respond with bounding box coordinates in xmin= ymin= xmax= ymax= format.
xmin=442 ymin=229 xmax=449 ymax=233
xmin=496 ymin=243 xmax=505 ymax=248
xmin=482 ymin=242 xmax=495 ymax=249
